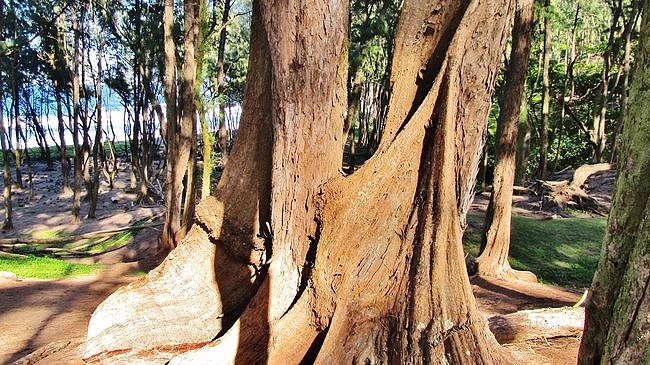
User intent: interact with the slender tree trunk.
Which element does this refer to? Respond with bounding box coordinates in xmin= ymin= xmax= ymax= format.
xmin=85 ymin=0 xmax=517 ymax=363
xmin=0 ymin=4 xmax=12 ymax=229
xmin=344 ymin=68 xmax=363 ymax=153
xmin=87 ymin=2 xmax=105 ymax=219
xmin=162 ymin=0 xmax=200 ymax=249
xmin=478 ymin=0 xmax=536 ymax=282
xmin=24 ymin=90 xmax=53 ymax=168
xmin=55 ymin=86 xmax=71 ymax=194
xmin=578 ymin=2 xmax=650 ymax=361
xmin=161 ymin=0 xmax=178 ymax=249
xmin=611 ymin=0 xmax=640 ymax=163
xmin=539 ymin=0 xmax=552 ymax=179
xmin=20 ymin=129 xmax=34 ymax=200
xmin=199 ymin=104 xmax=212 ymax=198
xmin=215 ymin=0 xmax=231 ymax=168
xmin=11 ymin=53 xmax=23 ymax=190
xmin=592 ymin=2 xmax=622 ymax=163
xmin=71 ymin=10 xmax=83 ymax=224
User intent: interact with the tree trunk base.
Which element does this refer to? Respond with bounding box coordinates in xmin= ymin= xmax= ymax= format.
xmin=475 ymin=261 xmax=538 ymax=283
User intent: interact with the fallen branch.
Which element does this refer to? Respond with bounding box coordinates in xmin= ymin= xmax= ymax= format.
xmin=0 ymin=222 xmax=163 ymax=246
xmin=488 ymin=307 xmax=585 ymax=344
xmin=530 ymin=163 xmax=613 ymax=216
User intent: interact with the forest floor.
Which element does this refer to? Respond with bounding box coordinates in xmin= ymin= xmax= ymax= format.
xmin=0 ymin=161 xmax=612 ymax=364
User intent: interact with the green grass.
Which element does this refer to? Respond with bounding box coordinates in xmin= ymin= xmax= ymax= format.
xmin=464 ymin=214 xmax=607 ymax=288
xmin=0 ymin=255 xmax=100 ymax=279
xmin=65 ymin=230 xmax=134 ymax=253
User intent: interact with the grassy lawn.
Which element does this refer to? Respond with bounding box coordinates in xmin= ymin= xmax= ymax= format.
xmin=0 ymin=228 xmax=141 ymax=279
xmin=464 ymin=214 xmax=607 ymax=289
xmin=0 ymin=254 xmax=100 ymax=279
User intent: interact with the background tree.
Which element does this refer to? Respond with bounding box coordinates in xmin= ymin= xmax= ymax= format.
xmin=539 ymin=0 xmax=552 ymax=179
xmin=344 ymin=0 xmax=399 ymax=167
xmin=478 ymin=0 xmax=536 ymax=281
xmin=161 ymin=0 xmax=201 ymax=249
xmin=84 ymin=0 xmax=518 ymax=363
xmin=578 ymin=0 xmax=650 ymax=362
xmin=0 ymin=0 xmax=12 ymax=230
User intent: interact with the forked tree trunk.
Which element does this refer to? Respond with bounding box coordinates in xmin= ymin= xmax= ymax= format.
xmin=85 ymin=0 xmax=516 ymax=363
xmin=578 ymin=1 xmax=650 ymax=362
xmin=161 ymin=0 xmax=199 ymax=249
xmin=478 ymin=0 xmax=536 ymax=282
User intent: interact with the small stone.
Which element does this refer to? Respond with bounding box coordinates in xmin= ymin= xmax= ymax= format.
xmin=0 ymin=271 xmax=19 ymax=281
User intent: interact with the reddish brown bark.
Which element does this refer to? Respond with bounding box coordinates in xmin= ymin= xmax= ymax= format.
xmin=85 ymin=0 xmax=516 ymax=363
xmin=478 ymin=0 xmax=537 ymax=282
xmin=162 ymin=0 xmax=200 ymax=249
xmin=539 ymin=0 xmax=552 ymax=179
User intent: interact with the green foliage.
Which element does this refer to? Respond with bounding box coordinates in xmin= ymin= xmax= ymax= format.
xmin=66 ymin=231 xmax=134 ymax=253
xmin=349 ymin=0 xmax=400 ymax=83
xmin=200 ymin=0 xmax=251 ymax=106
xmin=0 ymin=255 xmax=100 ymax=279
xmin=464 ymin=214 xmax=606 ymax=288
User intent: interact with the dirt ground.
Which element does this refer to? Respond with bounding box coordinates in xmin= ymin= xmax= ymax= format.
xmin=0 ymin=162 xmax=605 ymax=364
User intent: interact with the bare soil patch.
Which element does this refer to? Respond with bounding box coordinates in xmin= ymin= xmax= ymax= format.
xmin=0 ymin=161 xmax=165 ymax=364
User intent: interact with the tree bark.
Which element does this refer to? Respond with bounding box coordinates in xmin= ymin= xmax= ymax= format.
xmin=478 ymin=0 xmax=536 ymax=282
xmin=85 ymin=0 xmax=517 ymax=363
xmin=161 ymin=0 xmax=200 ymax=249
xmin=0 ymin=0 xmax=12 ymax=229
xmin=578 ymin=1 xmax=650 ymax=362
xmin=161 ymin=0 xmax=179 ymax=247
xmin=71 ymin=9 xmax=83 ymax=224
xmin=11 ymin=53 xmax=23 ymax=190
xmin=215 ymin=0 xmax=231 ymax=169
xmin=539 ymin=0 xmax=552 ymax=179
xmin=514 ymin=91 xmax=531 ymax=185
xmin=87 ymin=1 xmax=105 ymax=219
xmin=610 ymin=0 xmax=641 ymax=163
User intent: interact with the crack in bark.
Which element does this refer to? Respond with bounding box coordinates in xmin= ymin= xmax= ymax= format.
xmin=394 ymin=2 xmax=471 ymax=140
xmin=619 ymin=270 xmax=650 ymax=352
xmin=284 ymin=218 xmax=321 ymax=317
xmin=428 ymin=318 xmax=473 ymax=348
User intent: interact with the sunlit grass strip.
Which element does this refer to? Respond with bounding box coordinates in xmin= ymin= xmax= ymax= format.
xmin=0 ymin=255 xmax=100 ymax=279
xmin=463 ymin=214 xmax=606 ymax=288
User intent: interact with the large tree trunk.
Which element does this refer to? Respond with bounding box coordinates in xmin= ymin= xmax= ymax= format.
xmin=478 ymin=0 xmax=536 ymax=282
xmin=578 ymin=1 xmax=650 ymax=362
xmin=85 ymin=0 xmax=516 ymax=363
